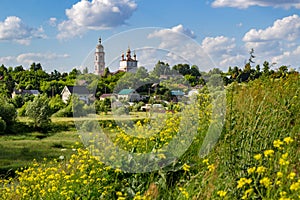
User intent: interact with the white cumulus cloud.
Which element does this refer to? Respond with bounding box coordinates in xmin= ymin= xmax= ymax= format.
xmin=202 ymin=36 xmax=236 ymax=55
xmin=212 ymin=0 xmax=300 ymax=9
xmin=148 ymin=24 xmax=196 ymax=46
xmin=148 ymin=24 xmax=197 ymax=51
xmin=0 ymin=16 xmax=46 ymax=45
xmin=272 ymin=46 xmax=300 ymax=68
xmin=243 ymin=14 xmax=300 ymax=42
xmin=201 ymin=36 xmax=246 ymax=69
xmin=57 ymin=0 xmax=137 ymax=39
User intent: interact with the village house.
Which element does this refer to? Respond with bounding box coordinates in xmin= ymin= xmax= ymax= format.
xmin=12 ymin=89 xmax=40 ymax=98
xmin=61 ymin=86 xmax=90 ymax=104
xmin=99 ymin=93 xmax=116 ymax=101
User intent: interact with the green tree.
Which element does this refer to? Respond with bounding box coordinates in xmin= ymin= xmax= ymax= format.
xmin=248 ymin=48 xmax=255 ymax=64
xmin=0 ymin=65 xmax=15 ymax=96
xmin=48 ymin=94 xmax=66 ymax=115
xmin=0 ymin=97 xmax=17 ymax=131
xmin=13 ymin=65 xmax=24 ymax=73
xmin=26 ymin=95 xmax=51 ymax=129
xmin=151 ymin=61 xmax=171 ymax=77
xmin=190 ymin=65 xmax=201 ymax=77
xmin=263 ymin=61 xmax=270 ymax=76
xmin=172 ymin=63 xmax=191 ymax=76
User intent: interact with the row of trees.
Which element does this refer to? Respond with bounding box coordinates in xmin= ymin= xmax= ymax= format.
xmin=0 ymin=51 xmax=298 ymax=134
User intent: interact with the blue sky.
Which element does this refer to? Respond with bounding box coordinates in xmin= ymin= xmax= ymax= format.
xmin=0 ymin=0 xmax=300 ymax=72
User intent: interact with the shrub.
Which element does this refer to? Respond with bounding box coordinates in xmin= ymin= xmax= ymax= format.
xmin=114 ymin=106 xmax=129 ymax=115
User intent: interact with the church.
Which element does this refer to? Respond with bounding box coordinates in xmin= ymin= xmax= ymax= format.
xmin=94 ymin=38 xmax=138 ymax=75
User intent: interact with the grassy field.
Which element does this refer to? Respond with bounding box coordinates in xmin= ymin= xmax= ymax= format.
xmin=0 ymin=75 xmax=299 ymax=199
xmin=0 ymin=127 xmax=80 ymax=176
xmin=0 ymin=112 xmax=149 ymax=176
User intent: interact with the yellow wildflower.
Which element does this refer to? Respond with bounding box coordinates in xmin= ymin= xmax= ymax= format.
xmin=260 ymin=177 xmax=272 ymax=188
xmin=281 ymin=153 xmax=288 ymax=159
xmin=116 ymin=191 xmax=123 ymax=196
xmin=241 ymin=188 xmax=253 ymax=200
xmin=273 ymin=139 xmax=284 ymax=149
xmin=207 ymin=164 xmax=215 ymax=172
xmin=288 ymin=172 xmax=296 ymax=180
xmin=179 ymin=187 xmax=189 ymax=199
xmin=280 ymin=191 xmax=287 ymax=196
xmin=114 ymin=168 xmax=122 ymax=173
xmin=277 ymin=171 xmax=283 ymax=178
xmin=290 ymin=182 xmax=300 ymax=191
xmin=279 ymin=197 xmax=291 ymax=200
xmin=182 ymin=163 xmax=191 ymax=172
xmin=237 ymin=178 xmax=252 ymax=188
xmin=247 ymin=167 xmax=256 ymax=174
xmin=202 ymin=159 xmax=209 ymax=165
xmin=264 ymin=149 xmax=274 ymax=157
xmin=279 ymin=158 xmax=290 ymax=166
xmin=283 ymin=137 xmax=294 ymax=144
xmin=254 ymin=154 xmax=262 ymax=160
xmin=276 ymin=180 xmax=282 ymax=186
xmin=217 ymin=190 xmax=227 ymax=197
xmin=256 ymin=166 xmax=267 ymax=173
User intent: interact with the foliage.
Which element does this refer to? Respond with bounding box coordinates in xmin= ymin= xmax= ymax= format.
xmin=94 ymin=98 xmax=111 ymax=114
xmin=0 ymin=96 xmax=17 ymax=131
xmin=25 ymin=95 xmax=51 ymax=129
xmin=18 ymin=102 xmax=29 ymax=117
xmin=114 ymin=106 xmax=129 ymax=115
xmin=52 ymin=105 xmax=72 ymax=117
xmin=52 ymin=95 xmax=88 ymax=117
xmin=0 ymin=65 xmax=15 ymax=96
xmin=11 ymin=95 xmax=24 ymax=108
xmin=48 ymin=95 xmax=66 ymax=115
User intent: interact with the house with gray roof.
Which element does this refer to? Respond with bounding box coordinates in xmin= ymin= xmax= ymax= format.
xmin=12 ymin=89 xmax=40 ymax=98
xmin=61 ymin=86 xmax=90 ymax=104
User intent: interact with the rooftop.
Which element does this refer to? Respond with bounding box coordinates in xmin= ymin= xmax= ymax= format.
xmin=118 ymin=89 xmax=136 ymax=95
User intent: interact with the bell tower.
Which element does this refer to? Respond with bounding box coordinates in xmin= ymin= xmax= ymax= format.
xmin=94 ymin=37 xmax=105 ymax=75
